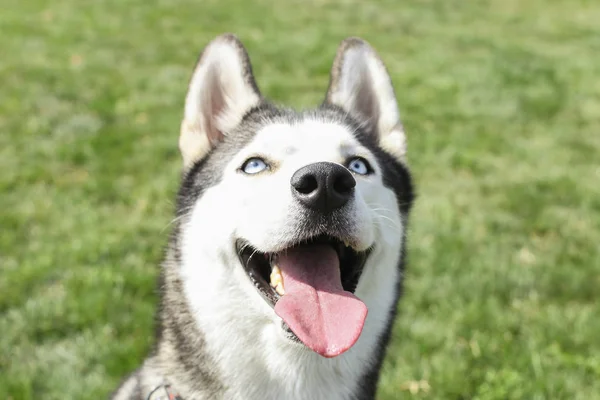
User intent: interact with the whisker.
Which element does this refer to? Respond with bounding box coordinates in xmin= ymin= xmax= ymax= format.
xmin=237 ymin=242 xmax=251 ymax=257
xmin=160 ymin=213 xmax=187 ymax=234
xmin=247 ymin=249 xmax=260 ymax=264
xmin=373 ymin=210 xmax=402 ymax=234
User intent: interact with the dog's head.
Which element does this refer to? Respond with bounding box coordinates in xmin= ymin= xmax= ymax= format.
xmin=174 ymin=34 xmax=413 ymax=360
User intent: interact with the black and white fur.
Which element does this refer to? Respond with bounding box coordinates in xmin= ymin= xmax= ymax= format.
xmin=112 ymin=34 xmax=414 ymax=400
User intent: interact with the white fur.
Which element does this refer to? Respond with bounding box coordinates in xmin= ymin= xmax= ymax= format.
xmin=179 ymin=118 xmax=404 ymax=399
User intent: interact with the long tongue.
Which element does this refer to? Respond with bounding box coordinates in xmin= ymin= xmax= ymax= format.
xmin=274 ymin=244 xmax=368 ymax=358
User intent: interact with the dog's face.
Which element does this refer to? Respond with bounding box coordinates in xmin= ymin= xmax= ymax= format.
xmin=220 ymin=120 xmax=378 ymax=253
xmin=175 ymin=35 xmax=413 ymax=362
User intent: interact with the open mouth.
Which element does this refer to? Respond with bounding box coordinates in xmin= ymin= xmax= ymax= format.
xmin=236 ymin=234 xmax=370 ymax=305
xmin=236 ymin=234 xmax=372 ymax=358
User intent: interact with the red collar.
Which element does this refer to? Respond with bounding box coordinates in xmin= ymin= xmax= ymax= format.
xmin=146 ymin=384 xmax=183 ymax=400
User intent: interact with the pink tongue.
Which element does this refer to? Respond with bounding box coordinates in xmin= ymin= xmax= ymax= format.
xmin=274 ymin=244 xmax=368 ymax=358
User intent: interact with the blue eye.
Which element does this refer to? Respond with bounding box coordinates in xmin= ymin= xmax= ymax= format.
xmin=347 ymin=158 xmax=371 ymax=175
xmin=241 ymin=157 xmax=268 ymax=174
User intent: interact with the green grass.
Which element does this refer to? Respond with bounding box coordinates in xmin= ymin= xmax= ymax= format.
xmin=1 ymin=0 xmax=599 ymax=398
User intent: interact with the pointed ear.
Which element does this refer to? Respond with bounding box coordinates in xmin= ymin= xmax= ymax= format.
xmin=324 ymin=38 xmax=406 ymax=161
xmin=180 ymin=34 xmax=262 ymax=167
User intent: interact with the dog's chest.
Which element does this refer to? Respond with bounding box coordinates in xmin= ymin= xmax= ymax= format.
xmin=218 ymin=356 xmax=363 ymax=400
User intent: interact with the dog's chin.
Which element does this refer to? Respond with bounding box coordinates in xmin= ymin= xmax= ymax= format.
xmin=236 ymin=234 xmax=372 ymax=308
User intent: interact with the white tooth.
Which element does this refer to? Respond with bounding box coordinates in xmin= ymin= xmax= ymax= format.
xmin=270 ymin=265 xmax=280 ymax=286
xmin=270 ymin=265 xmax=285 ymax=295
xmin=275 ymin=282 xmax=285 ymax=296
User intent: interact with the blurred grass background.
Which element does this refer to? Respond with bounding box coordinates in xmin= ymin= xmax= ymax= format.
xmin=1 ymin=0 xmax=599 ymax=398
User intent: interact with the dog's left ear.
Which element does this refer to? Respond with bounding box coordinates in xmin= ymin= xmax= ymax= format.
xmin=180 ymin=34 xmax=262 ymax=167
xmin=324 ymin=38 xmax=406 ymax=161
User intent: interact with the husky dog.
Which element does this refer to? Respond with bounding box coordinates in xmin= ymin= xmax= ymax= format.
xmin=112 ymin=34 xmax=414 ymax=400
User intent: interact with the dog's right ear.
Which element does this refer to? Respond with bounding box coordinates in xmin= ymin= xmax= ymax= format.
xmin=180 ymin=34 xmax=262 ymax=167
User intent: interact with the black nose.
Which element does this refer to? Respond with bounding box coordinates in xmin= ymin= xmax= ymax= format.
xmin=291 ymin=162 xmax=356 ymax=213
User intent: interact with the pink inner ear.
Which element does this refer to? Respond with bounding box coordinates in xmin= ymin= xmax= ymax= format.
xmin=201 ymin=65 xmax=227 ymax=145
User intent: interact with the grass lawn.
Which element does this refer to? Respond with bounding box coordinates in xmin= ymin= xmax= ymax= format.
xmin=1 ymin=0 xmax=599 ymax=398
